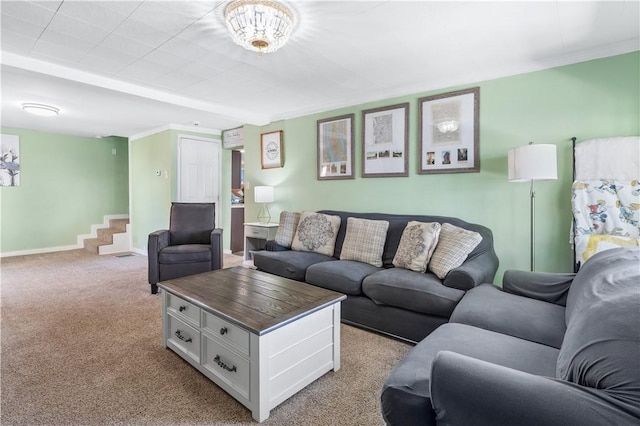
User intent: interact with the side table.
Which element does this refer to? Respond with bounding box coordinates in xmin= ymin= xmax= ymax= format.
xmin=243 ymin=222 xmax=279 ymax=265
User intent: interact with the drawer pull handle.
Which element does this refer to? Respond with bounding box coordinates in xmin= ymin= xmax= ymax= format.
xmin=214 ymin=355 xmax=237 ymax=373
xmin=179 ymin=305 xmax=186 ymax=312
xmin=220 ymin=327 xmax=228 ymax=335
xmin=174 ymin=329 xmax=192 ymax=343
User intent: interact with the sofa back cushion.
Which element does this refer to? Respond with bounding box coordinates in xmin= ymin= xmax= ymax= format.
xmin=318 ymin=210 xmax=495 ymax=269
xmin=557 ymin=247 xmax=640 ymax=414
xmin=169 ymin=202 xmax=215 ymax=245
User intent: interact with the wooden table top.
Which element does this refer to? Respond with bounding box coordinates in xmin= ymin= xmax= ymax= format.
xmin=158 ymin=267 xmax=346 ymax=335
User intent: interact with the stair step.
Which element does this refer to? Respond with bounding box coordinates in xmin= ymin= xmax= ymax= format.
xmin=83 ymin=238 xmax=102 ymax=254
xmin=83 ymin=218 xmax=130 ymax=255
xmin=109 ymin=218 xmax=129 ymax=233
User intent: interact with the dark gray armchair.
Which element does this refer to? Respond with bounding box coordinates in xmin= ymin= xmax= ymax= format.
xmin=148 ymin=202 xmax=223 ymax=294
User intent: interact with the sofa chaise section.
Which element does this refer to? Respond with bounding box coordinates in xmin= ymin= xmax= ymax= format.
xmin=381 ymin=247 xmax=640 ymax=426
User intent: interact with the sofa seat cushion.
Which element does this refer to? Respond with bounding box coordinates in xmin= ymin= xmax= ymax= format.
xmin=381 ymin=323 xmax=559 ymax=426
xmin=158 ymin=244 xmax=211 ymax=264
xmin=450 ymin=284 xmax=566 ymax=348
xmin=362 ymin=268 xmax=465 ymax=317
xmin=253 ymin=250 xmax=334 ymax=281
xmin=306 ymin=260 xmax=382 ymax=295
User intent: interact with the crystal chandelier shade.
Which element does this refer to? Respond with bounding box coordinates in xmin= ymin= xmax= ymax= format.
xmin=224 ymin=0 xmax=294 ymax=53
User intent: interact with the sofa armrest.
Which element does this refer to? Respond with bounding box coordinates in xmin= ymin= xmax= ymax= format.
xmin=210 ymin=228 xmax=223 ymax=270
xmin=148 ymin=229 xmax=169 ymax=284
xmin=502 ymin=270 xmax=575 ymax=306
xmin=430 ymin=351 xmax=633 ymax=426
xmin=444 ymin=250 xmax=499 ymax=291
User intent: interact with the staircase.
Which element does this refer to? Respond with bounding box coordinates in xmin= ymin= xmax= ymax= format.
xmin=83 ymin=218 xmax=130 ymax=255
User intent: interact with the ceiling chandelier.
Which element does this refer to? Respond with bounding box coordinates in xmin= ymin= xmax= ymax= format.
xmin=224 ymin=0 xmax=294 ymax=54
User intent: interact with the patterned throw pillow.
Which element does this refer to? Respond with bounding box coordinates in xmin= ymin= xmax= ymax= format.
xmin=291 ymin=211 xmax=341 ymax=256
xmin=340 ymin=217 xmax=390 ymax=267
xmin=274 ymin=211 xmax=300 ymax=248
xmin=429 ymin=223 xmax=482 ymax=279
xmin=392 ymin=221 xmax=442 ymax=272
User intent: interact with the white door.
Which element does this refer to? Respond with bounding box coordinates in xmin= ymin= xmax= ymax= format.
xmin=177 ymin=135 xmax=221 ymax=226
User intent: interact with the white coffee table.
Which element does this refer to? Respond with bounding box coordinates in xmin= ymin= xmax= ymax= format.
xmin=158 ymin=267 xmax=346 ymax=422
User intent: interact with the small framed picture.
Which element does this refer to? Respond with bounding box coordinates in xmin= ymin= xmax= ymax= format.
xmin=261 ymin=130 xmax=283 ymax=169
xmin=362 ymin=103 xmax=409 ymax=177
xmin=418 ymin=87 xmax=480 ymax=174
xmin=317 ymin=114 xmax=355 ymax=180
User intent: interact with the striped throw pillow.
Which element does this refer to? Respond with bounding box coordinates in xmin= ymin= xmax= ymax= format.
xmin=274 ymin=211 xmax=300 ymax=248
xmin=340 ymin=217 xmax=390 ymax=267
xmin=429 ymin=223 xmax=482 ymax=279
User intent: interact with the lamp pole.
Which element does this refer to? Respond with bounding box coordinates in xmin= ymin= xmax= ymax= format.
xmin=530 ymin=180 xmax=536 ymax=271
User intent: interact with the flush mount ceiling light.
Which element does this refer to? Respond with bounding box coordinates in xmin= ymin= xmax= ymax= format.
xmin=22 ymin=103 xmax=59 ymax=117
xmin=224 ymin=0 xmax=294 ymax=53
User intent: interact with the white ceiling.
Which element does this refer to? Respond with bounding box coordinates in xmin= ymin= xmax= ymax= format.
xmin=1 ymin=1 xmax=638 ymax=139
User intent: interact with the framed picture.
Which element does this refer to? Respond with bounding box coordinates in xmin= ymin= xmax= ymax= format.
xmin=260 ymin=130 xmax=283 ymax=169
xmin=362 ymin=103 xmax=409 ymax=177
xmin=0 ymin=134 xmax=20 ymax=187
xmin=317 ymin=114 xmax=355 ymax=180
xmin=418 ymin=87 xmax=479 ymax=174
xmin=222 ymin=126 xmax=244 ymax=149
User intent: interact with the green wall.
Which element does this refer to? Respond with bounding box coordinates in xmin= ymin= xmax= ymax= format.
xmin=0 ymin=128 xmax=129 ymax=254
xmin=243 ymin=52 xmax=640 ymax=282
xmin=129 ymin=129 xmax=232 ymax=254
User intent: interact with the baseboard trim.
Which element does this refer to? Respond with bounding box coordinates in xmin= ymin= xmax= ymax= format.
xmin=0 ymin=244 xmax=81 ymax=258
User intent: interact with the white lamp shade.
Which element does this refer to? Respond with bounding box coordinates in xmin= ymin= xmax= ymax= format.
xmin=508 ymin=144 xmax=558 ymax=182
xmin=254 ymin=186 xmax=274 ymax=203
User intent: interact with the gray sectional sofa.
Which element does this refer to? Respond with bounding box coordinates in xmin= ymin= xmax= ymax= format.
xmin=381 ymin=247 xmax=640 ymax=426
xmin=252 ymin=210 xmax=499 ymax=342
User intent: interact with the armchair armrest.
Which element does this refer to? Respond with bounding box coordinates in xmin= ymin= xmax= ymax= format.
xmin=148 ymin=229 xmax=169 ymax=285
xmin=503 ymin=270 xmax=575 ymax=306
xmin=210 ymin=228 xmax=223 ymax=270
xmin=430 ymin=351 xmax=634 ymax=426
xmin=444 ymin=250 xmax=499 ymax=291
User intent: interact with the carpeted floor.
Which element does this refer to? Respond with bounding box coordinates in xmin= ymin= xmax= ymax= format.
xmin=0 ymin=250 xmax=410 ymax=425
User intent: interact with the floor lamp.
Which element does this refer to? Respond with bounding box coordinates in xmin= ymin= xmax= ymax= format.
xmin=508 ymin=142 xmax=557 ymax=271
xmin=254 ymin=185 xmax=274 ymax=224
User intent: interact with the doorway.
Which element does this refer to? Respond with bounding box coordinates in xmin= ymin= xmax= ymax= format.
xmin=177 ymin=135 xmax=221 ymax=226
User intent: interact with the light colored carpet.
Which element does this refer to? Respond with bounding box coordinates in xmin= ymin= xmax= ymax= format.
xmin=1 ymin=250 xmax=410 ymax=425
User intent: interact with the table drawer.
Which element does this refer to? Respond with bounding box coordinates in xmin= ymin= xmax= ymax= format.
xmin=167 ymin=293 xmax=200 ymax=326
xmin=245 ymin=226 xmax=268 ymax=239
xmin=203 ymin=312 xmax=250 ymax=356
xmin=203 ymin=335 xmax=250 ymax=400
xmin=167 ymin=314 xmax=201 ymax=363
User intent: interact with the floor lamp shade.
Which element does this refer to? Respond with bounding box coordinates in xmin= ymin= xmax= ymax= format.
xmin=507 ymin=143 xmax=557 ymax=271
xmin=508 ymin=144 xmax=558 ymax=182
xmin=254 ymin=186 xmax=274 ymax=223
